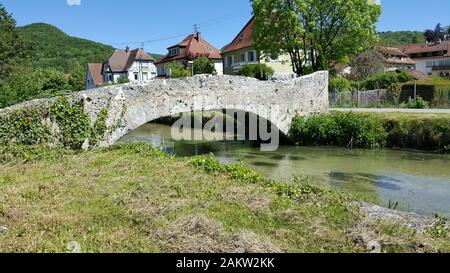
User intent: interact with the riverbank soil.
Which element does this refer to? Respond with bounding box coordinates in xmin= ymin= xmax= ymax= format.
xmin=0 ymin=144 xmax=449 ymax=253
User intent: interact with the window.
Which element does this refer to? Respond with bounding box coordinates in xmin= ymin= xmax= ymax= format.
xmin=240 ymin=54 xmax=245 ymax=62
xmin=227 ymin=56 xmax=233 ymax=67
xmin=143 ymin=72 xmax=148 ymax=81
xmin=134 ymin=73 xmax=139 ymax=80
xmin=439 ymin=60 xmax=445 ymax=67
xmin=248 ymin=51 xmax=255 ymax=62
xmin=169 ymin=48 xmax=180 ymax=56
xmin=426 ymin=61 xmax=434 ymax=68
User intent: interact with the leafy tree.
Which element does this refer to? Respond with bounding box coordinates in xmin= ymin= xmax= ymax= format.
xmin=252 ymin=0 xmax=381 ymax=75
xmin=0 ymin=4 xmax=31 ymax=81
xmin=237 ymin=64 xmax=274 ymax=80
xmin=0 ymin=68 xmax=69 ymax=108
xmin=424 ymin=23 xmax=446 ymax=43
xmin=165 ymin=61 xmax=191 ymax=78
xmin=192 ymin=57 xmax=216 ymax=75
xmin=349 ymin=49 xmax=385 ymax=81
xmin=68 ymin=63 xmax=86 ymax=91
xmin=424 ymin=29 xmax=435 ymax=43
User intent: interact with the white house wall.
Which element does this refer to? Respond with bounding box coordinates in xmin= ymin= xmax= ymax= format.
xmin=213 ymin=60 xmax=223 ymax=75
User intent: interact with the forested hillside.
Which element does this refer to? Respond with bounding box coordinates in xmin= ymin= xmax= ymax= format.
xmin=18 ymin=23 xmax=114 ymax=73
xmin=378 ymin=31 xmax=425 ymax=47
xmin=18 ymin=23 xmax=165 ymax=72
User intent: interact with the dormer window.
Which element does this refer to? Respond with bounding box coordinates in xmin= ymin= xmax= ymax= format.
xmin=169 ymin=47 xmax=180 ymax=56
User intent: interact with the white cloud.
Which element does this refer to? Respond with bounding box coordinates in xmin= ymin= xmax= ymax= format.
xmin=67 ymin=0 xmax=81 ymax=6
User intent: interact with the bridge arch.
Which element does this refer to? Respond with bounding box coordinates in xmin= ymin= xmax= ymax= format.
xmin=104 ymin=72 xmax=329 ymax=146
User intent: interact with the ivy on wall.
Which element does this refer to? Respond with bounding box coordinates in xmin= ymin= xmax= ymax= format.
xmin=0 ymin=96 xmax=126 ymax=150
xmin=0 ymin=106 xmax=52 ymax=145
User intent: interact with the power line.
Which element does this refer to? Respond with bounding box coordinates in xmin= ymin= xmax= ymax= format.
xmin=108 ymin=8 xmax=250 ymax=49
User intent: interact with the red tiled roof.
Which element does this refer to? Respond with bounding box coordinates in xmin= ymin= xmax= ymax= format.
xmin=399 ymin=41 xmax=450 ymax=56
xmin=156 ymin=33 xmax=222 ymax=64
xmin=106 ymin=48 xmax=155 ymax=73
xmin=87 ymin=63 xmax=103 ymax=86
xmin=222 ymin=17 xmax=254 ymax=54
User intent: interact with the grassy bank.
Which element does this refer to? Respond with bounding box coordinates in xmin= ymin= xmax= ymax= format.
xmin=289 ymin=112 xmax=450 ymax=151
xmin=0 ymin=143 xmax=448 ymax=253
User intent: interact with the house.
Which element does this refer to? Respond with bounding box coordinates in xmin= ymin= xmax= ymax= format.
xmin=86 ymin=63 xmax=103 ymax=89
xmin=155 ymin=32 xmax=223 ymax=76
xmin=101 ymin=47 xmax=157 ymax=84
xmin=221 ymin=17 xmax=293 ymax=75
xmin=378 ymin=47 xmax=416 ymax=71
xmin=400 ymin=41 xmax=450 ymax=77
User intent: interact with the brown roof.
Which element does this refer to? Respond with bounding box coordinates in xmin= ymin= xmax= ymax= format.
xmin=222 ymin=17 xmax=254 ymax=54
xmin=407 ymin=70 xmax=430 ymax=81
xmin=156 ymin=33 xmax=222 ymax=64
xmin=399 ymin=41 xmax=450 ymax=56
xmin=385 ymin=58 xmax=416 ymax=65
xmin=378 ymin=47 xmax=408 ymax=57
xmin=106 ymin=48 xmax=155 ymax=73
xmin=87 ymin=63 xmax=103 ymax=86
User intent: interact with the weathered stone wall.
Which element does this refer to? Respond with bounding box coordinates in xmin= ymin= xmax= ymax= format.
xmin=0 ymin=71 xmax=329 ymax=146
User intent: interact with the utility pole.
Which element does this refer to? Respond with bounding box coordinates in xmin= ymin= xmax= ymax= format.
xmin=414 ymin=79 xmax=417 ymax=100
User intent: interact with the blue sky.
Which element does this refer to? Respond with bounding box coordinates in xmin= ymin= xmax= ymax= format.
xmin=1 ymin=0 xmax=449 ymax=54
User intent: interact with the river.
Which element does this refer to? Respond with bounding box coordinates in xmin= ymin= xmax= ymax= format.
xmin=118 ymin=123 xmax=450 ymax=217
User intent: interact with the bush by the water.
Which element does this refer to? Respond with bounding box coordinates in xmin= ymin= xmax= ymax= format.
xmin=289 ymin=112 xmax=450 ymax=151
xmin=237 ymin=64 xmax=274 ymax=80
xmin=289 ymin=112 xmax=387 ymax=149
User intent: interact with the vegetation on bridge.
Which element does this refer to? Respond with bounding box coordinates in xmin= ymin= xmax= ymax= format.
xmin=0 ymin=97 xmax=126 ymax=150
xmin=0 ymin=143 xmax=448 ymax=252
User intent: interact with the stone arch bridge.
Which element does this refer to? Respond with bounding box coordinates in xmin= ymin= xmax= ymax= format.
xmin=1 ymin=71 xmax=329 ymax=146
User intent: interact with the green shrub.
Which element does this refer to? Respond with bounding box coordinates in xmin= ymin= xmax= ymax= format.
xmin=116 ymin=76 xmax=130 ymax=84
xmin=165 ymin=61 xmax=191 ymax=78
xmin=329 ymin=77 xmax=352 ymax=92
xmin=192 ymin=57 xmax=217 ymax=75
xmin=404 ymin=96 xmax=429 ymax=109
xmin=290 ymin=112 xmax=450 ymax=151
xmin=360 ymin=71 xmax=412 ymax=90
xmin=289 ymin=112 xmax=387 ymax=149
xmin=237 ymin=64 xmax=274 ymax=80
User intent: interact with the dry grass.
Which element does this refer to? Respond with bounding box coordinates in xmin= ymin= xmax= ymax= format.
xmin=0 ymin=144 xmax=449 ymax=253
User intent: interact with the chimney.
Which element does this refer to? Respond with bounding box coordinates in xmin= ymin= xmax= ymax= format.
xmin=195 ymin=32 xmax=201 ymax=42
xmin=125 ymin=46 xmax=130 ymax=53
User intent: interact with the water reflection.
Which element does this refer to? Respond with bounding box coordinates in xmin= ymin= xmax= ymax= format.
xmin=119 ymin=123 xmax=450 ymax=217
